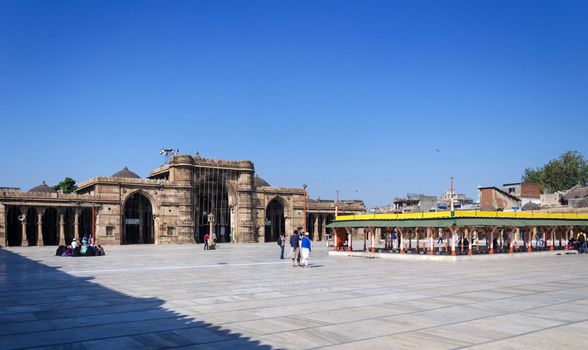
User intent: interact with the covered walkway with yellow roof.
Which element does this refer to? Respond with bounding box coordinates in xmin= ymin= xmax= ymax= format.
xmin=326 ymin=211 xmax=588 ymax=256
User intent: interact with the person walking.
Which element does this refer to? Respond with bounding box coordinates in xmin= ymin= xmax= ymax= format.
xmin=203 ymin=233 xmax=210 ymax=250
xmin=301 ymin=232 xmax=312 ymax=267
xmin=536 ymin=231 xmax=543 ymax=249
xmin=391 ymin=230 xmax=398 ymax=251
xmin=577 ymin=231 xmax=586 ymax=254
xmin=278 ymin=233 xmax=285 ymax=259
xmin=290 ymin=230 xmax=300 ymax=266
xmin=437 ymin=229 xmax=443 ymax=244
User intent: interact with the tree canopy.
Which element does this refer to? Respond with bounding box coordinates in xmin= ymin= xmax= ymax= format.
xmin=52 ymin=177 xmax=77 ymax=194
xmin=522 ymin=151 xmax=588 ymax=193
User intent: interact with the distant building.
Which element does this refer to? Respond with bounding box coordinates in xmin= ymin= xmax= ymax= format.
xmin=438 ymin=190 xmax=475 ymax=210
xmin=393 ymin=193 xmax=438 ymax=213
xmin=540 ymin=192 xmax=564 ymax=208
xmin=502 ymin=182 xmax=541 ymax=206
xmin=479 ymin=186 xmax=522 ymax=211
xmin=369 ymin=204 xmax=396 ymax=214
xmin=561 ymin=185 xmax=588 ymax=208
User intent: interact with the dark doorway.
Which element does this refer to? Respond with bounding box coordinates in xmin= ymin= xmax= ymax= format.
xmin=306 ymin=214 xmax=314 ymax=238
xmin=265 ymin=199 xmax=285 ymax=242
xmin=123 ymin=192 xmax=154 ymax=244
xmin=325 ymin=214 xmax=334 ymax=239
xmin=42 ymin=208 xmax=58 ymax=246
xmin=26 ymin=207 xmax=38 ymax=246
xmin=6 ymin=206 xmax=22 ymax=246
xmin=79 ymin=208 xmax=93 ymax=241
xmin=64 ymin=208 xmax=75 ymax=244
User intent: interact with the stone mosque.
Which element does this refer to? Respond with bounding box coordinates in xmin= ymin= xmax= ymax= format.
xmin=0 ymin=154 xmax=364 ymax=247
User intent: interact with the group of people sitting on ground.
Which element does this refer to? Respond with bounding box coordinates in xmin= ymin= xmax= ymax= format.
xmin=55 ymin=237 xmax=106 ymax=257
xmin=288 ymin=229 xmax=312 ymax=267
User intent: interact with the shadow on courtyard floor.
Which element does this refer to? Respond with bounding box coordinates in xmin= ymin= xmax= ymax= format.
xmin=0 ymin=249 xmax=272 ymax=349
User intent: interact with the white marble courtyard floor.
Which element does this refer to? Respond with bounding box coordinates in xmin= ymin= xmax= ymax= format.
xmin=1 ymin=243 xmax=587 ymax=349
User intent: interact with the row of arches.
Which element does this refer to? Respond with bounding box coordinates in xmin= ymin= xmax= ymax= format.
xmin=5 ymin=193 xmax=338 ymax=246
xmin=5 ymin=207 xmax=93 ymax=247
xmin=4 ymin=194 xmax=154 ymax=247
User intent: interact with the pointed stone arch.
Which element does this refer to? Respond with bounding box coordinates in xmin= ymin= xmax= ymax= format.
xmin=265 ymin=197 xmax=286 ymax=243
xmin=122 ymin=190 xmax=156 ymax=244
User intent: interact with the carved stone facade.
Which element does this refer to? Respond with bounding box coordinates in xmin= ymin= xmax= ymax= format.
xmin=0 ymin=154 xmax=365 ymax=246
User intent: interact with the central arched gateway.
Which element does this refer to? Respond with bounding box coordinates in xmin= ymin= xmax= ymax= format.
xmin=195 ymin=172 xmax=232 ymax=243
xmin=123 ymin=192 xmax=154 ymax=244
xmin=265 ymin=198 xmax=285 ymax=242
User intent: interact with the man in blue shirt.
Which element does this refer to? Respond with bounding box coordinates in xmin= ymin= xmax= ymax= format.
xmin=289 ymin=230 xmax=301 ymax=266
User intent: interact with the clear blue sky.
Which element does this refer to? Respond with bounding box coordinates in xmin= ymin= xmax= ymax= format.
xmin=1 ymin=0 xmax=586 ymax=208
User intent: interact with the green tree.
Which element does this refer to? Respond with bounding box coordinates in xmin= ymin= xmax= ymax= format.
xmin=52 ymin=177 xmax=77 ymax=194
xmin=522 ymin=151 xmax=588 ymax=193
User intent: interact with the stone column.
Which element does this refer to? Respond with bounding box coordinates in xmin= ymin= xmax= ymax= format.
xmin=74 ymin=209 xmax=79 ymax=241
xmin=20 ymin=209 xmax=28 ymax=246
xmin=237 ymin=165 xmax=255 ymax=242
xmin=59 ymin=210 xmax=65 ymax=246
xmin=207 ymin=212 xmax=216 ymax=248
xmin=313 ymin=215 xmax=319 ymax=242
xmin=94 ymin=209 xmax=99 ymax=245
xmin=320 ymin=216 xmax=326 ymax=241
xmin=37 ymin=210 xmax=44 ymax=247
xmin=154 ymin=217 xmax=160 ymax=245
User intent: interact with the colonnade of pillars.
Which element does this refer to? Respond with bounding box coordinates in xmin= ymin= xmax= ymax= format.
xmin=336 ymin=226 xmax=582 ymax=255
xmin=310 ymin=213 xmax=332 ymax=242
xmin=7 ymin=206 xmax=95 ymax=247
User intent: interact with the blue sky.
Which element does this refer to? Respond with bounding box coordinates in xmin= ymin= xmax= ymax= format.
xmin=1 ymin=0 xmax=586 ymax=208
